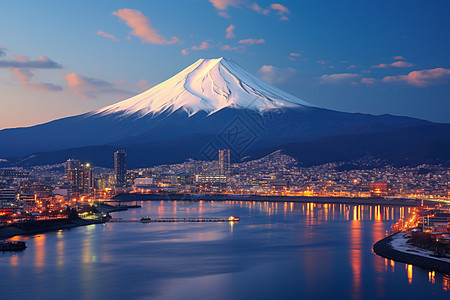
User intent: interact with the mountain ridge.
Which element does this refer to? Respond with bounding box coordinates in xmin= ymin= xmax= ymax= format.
xmin=0 ymin=57 xmax=438 ymax=160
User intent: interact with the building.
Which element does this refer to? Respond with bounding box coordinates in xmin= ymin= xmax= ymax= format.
xmin=66 ymin=159 xmax=93 ymax=195
xmin=66 ymin=159 xmax=82 ymax=170
xmin=195 ymin=174 xmax=227 ymax=184
xmin=369 ymin=182 xmax=391 ymax=197
xmin=0 ymin=188 xmax=17 ymax=204
xmin=114 ymin=150 xmax=127 ymax=187
xmin=218 ymin=149 xmax=231 ymax=176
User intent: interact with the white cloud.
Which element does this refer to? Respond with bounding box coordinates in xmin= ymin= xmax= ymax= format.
xmin=257 ymin=65 xmax=296 ymax=84
xmin=320 ymin=73 xmax=360 ymax=84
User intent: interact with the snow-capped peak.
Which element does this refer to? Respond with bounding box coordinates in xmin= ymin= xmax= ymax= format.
xmin=93 ymin=57 xmax=314 ymax=118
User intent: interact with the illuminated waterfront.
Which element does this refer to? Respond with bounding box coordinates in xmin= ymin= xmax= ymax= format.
xmin=1 ymin=200 xmax=449 ymax=299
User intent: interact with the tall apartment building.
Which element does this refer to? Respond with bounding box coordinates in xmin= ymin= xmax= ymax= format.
xmin=218 ymin=149 xmax=231 ymax=176
xmin=114 ymin=150 xmax=127 ymax=187
xmin=66 ymin=159 xmax=93 ymax=195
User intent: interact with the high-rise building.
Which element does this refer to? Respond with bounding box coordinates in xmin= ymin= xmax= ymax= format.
xmin=114 ymin=150 xmax=127 ymax=187
xmin=66 ymin=159 xmax=93 ymax=195
xmin=66 ymin=159 xmax=81 ymax=170
xmin=218 ymin=149 xmax=231 ymax=176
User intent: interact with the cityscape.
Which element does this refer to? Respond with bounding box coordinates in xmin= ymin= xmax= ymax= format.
xmin=1 ymin=149 xmax=449 ymax=224
xmin=1 ymin=1 xmax=449 ymax=299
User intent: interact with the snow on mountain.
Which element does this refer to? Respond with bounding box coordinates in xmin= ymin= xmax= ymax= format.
xmin=92 ymin=57 xmax=315 ymax=118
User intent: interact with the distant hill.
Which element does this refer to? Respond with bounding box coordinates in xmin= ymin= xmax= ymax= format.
xmin=1 ymin=124 xmax=448 ymax=169
xmin=249 ymin=124 xmax=450 ymax=167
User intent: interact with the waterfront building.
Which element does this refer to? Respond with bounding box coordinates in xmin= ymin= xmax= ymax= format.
xmin=218 ymin=149 xmax=231 ymax=176
xmin=114 ymin=150 xmax=127 ymax=187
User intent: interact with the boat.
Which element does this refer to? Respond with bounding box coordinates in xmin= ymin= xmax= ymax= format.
xmin=0 ymin=240 xmax=27 ymax=251
xmin=140 ymin=217 xmax=152 ymax=223
xmin=228 ymin=216 xmax=240 ymax=222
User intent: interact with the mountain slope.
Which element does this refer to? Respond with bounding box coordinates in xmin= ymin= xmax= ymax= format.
xmin=0 ymin=57 xmax=432 ymax=159
xmin=92 ymin=57 xmax=314 ymax=118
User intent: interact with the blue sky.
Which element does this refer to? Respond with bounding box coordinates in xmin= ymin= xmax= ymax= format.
xmin=0 ymin=0 xmax=449 ymax=129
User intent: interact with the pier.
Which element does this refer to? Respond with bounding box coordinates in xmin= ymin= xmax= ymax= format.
xmin=108 ymin=217 xmax=239 ymax=223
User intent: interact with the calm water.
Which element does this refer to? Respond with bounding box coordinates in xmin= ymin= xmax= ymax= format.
xmin=1 ymin=200 xmax=449 ymax=300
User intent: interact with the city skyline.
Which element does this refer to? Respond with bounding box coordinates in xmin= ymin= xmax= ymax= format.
xmin=0 ymin=0 xmax=449 ymax=130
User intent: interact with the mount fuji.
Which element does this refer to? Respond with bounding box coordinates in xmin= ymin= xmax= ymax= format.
xmin=0 ymin=57 xmax=441 ymax=168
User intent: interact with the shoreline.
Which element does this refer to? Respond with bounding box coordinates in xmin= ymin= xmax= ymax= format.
xmin=0 ymin=218 xmax=104 ymax=240
xmin=0 ymin=203 xmax=139 ymax=241
xmin=111 ymin=193 xmax=423 ymax=206
xmin=373 ymin=232 xmax=450 ymax=275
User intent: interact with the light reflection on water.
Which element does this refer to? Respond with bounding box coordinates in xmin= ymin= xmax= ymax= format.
xmin=1 ymin=200 xmax=449 ymax=300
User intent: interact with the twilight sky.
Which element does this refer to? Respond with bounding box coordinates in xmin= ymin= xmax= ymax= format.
xmin=0 ymin=0 xmax=449 ymax=129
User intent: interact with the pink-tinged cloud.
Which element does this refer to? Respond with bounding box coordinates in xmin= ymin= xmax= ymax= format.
xmin=208 ymin=0 xmax=243 ymax=10
xmin=210 ymin=1 xmax=274 ymax=17
xmin=316 ymin=60 xmax=326 ymax=65
xmin=63 ymin=73 xmax=134 ymax=99
xmin=361 ymin=77 xmax=375 ymax=84
xmin=112 ymin=9 xmax=178 ymax=45
xmin=97 ymin=30 xmax=119 ymax=42
xmin=137 ymin=79 xmax=152 ymax=91
xmin=251 ymin=3 xmax=262 ymax=13
xmin=0 ymin=55 xmax=62 ymax=69
xmin=12 ymin=68 xmax=62 ymax=92
xmin=372 ymin=63 xmax=388 ymax=69
xmin=271 ymin=3 xmax=290 ymax=20
xmin=394 ymin=56 xmax=404 ymax=60
xmin=225 ymin=24 xmax=236 ymax=39
xmin=288 ymin=53 xmax=301 ymax=61
xmin=391 ymin=61 xmax=413 ymax=68
xmin=191 ymin=41 xmax=212 ymax=50
xmin=372 ymin=61 xmax=413 ymax=68
xmin=382 ymin=68 xmax=450 ymax=87
xmin=181 ymin=49 xmax=189 ymax=55
xmin=217 ymin=11 xmax=231 ymax=18
xmin=320 ymin=73 xmax=360 ymax=84
xmin=238 ymin=38 xmax=265 ymax=45
xmin=257 ymin=65 xmax=296 ymax=84
xmin=251 ymin=3 xmax=270 ymax=15
xmin=271 ymin=3 xmax=290 ymax=14
xmin=221 ymin=44 xmax=246 ymax=52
